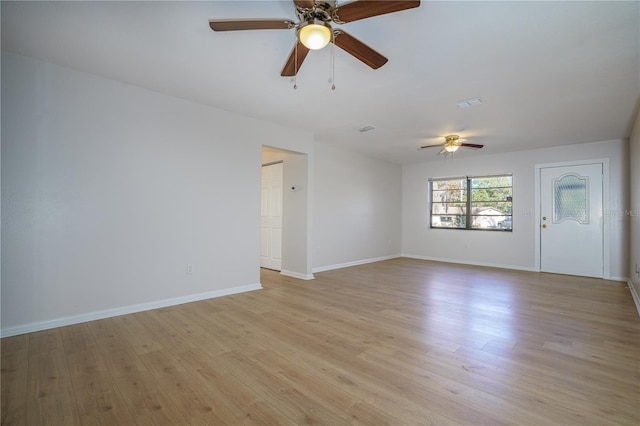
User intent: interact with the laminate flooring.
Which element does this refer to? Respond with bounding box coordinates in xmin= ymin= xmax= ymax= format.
xmin=2 ymin=258 xmax=639 ymax=425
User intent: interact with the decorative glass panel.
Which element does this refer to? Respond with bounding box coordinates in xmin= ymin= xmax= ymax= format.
xmin=553 ymin=174 xmax=588 ymax=223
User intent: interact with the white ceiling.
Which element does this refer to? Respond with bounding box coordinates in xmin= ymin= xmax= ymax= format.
xmin=2 ymin=1 xmax=639 ymax=163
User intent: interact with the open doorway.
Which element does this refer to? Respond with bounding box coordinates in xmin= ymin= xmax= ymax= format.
xmin=261 ymin=146 xmax=313 ymax=280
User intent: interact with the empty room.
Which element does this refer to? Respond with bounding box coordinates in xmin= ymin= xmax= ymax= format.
xmin=2 ymin=1 xmax=639 ymax=424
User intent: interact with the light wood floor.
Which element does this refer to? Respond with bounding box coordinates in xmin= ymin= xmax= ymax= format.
xmin=2 ymin=258 xmax=639 ymax=425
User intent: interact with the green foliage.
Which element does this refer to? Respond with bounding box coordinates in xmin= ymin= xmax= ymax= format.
xmin=471 ymin=176 xmax=512 ymax=215
xmin=431 ymin=175 xmax=513 ymax=229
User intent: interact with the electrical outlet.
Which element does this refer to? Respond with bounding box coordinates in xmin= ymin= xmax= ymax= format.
xmin=187 ymin=264 xmax=194 ymax=274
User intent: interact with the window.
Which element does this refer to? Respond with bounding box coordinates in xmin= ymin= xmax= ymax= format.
xmin=430 ymin=174 xmax=513 ymax=231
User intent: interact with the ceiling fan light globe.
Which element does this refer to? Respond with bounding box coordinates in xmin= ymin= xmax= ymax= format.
xmin=298 ymin=23 xmax=331 ymax=50
xmin=444 ymin=144 xmax=459 ymax=153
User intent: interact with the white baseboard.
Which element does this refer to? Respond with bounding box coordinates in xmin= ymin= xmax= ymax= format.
xmin=312 ymin=255 xmax=401 ymax=274
xmin=628 ymin=279 xmax=640 ymax=317
xmin=401 ymin=253 xmax=539 ymax=272
xmin=0 ymin=283 xmax=262 ymax=338
xmin=280 ymin=270 xmax=315 ymax=280
xmin=609 ymin=276 xmax=629 ymax=282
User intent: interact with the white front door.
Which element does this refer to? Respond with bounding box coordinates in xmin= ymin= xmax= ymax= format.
xmin=260 ymin=162 xmax=283 ymax=271
xmin=540 ymin=163 xmax=603 ymax=278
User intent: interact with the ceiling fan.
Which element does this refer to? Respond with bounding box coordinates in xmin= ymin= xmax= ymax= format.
xmin=208 ymin=0 xmax=421 ymax=77
xmin=419 ymin=135 xmax=484 ymax=155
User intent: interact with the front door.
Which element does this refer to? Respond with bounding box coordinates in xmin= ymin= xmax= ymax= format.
xmin=260 ymin=162 xmax=283 ymax=271
xmin=540 ymin=163 xmax=603 ymax=277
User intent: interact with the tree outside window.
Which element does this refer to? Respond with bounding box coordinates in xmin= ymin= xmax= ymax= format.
xmin=430 ymin=174 xmax=513 ymax=231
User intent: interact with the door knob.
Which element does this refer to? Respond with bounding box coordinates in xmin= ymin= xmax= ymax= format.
xmin=542 ymin=224 xmax=547 ymax=228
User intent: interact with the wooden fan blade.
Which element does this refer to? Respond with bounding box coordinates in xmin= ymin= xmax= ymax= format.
xmin=281 ymin=41 xmax=311 ymax=76
xmin=460 ymin=143 xmax=484 ymax=149
xmin=209 ymin=19 xmax=295 ymax=31
xmin=293 ymin=0 xmax=315 ymax=8
xmin=332 ymin=30 xmax=388 ymax=69
xmin=419 ymin=144 xmax=442 ymax=149
xmin=333 ymin=1 xmax=420 ymax=23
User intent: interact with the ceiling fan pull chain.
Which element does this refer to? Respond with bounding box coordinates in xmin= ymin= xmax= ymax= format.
xmin=330 ymin=31 xmax=336 ymax=90
xmin=293 ymin=37 xmax=298 ymax=90
xmin=293 ymin=36 xmax=298 ymax=90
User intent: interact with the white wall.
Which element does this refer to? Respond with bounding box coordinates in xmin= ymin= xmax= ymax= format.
xmin=3 ymin=50 xmax=634 ymax=335
xmin=629 ymin=108 xmax=640 ymax=310
xmin=1 ymin=51 xmax=313 ymax=335
xmin=313 ymin=142 xmax=402 ymax=271
xmin=402 ymin=140 xmax=629 ymax=279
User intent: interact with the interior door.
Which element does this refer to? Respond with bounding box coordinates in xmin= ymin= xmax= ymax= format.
xmin=260 ymin=162 xmax=283 ymax=271
xmin=540 ymin=163 xmax=603 ymax=278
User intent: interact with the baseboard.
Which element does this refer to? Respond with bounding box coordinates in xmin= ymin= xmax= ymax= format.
xmin=609 ymin=276 xmax=629 ymax=282
xmin=0 ymin=283 xmax=262 ymax=338
xmin=280 ymin=270 xmax=315 ymax=280
xmin=628 ymin=279 xmax=640 ymax=317
xmin=312 ymin=255 xmax=401 ymax=274
xmin=401 ymin=254 xmax=539 ymax=272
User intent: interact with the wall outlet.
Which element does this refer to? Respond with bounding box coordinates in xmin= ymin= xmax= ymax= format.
xmin=187 ymin=264 xmax=194 ymax=274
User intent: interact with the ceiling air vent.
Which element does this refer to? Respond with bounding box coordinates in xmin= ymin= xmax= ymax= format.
xmin=358 ymin=125 xmax=376 ymax=133
xmin=456 ymin=97 xmax=484 ymax=109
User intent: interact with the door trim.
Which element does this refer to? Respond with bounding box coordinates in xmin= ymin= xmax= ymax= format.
xmin=534 ymin=158 xmax=610 ymax=278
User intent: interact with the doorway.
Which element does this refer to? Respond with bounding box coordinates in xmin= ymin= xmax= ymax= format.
xmin=261 ymin=162 xmax=283 ymax=271
xmin=538 ymin=162 xmax=605 ymax=278
xmin=260 ymin=146 xmax=313 ymax=280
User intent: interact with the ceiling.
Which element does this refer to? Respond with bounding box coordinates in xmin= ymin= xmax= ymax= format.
xmin=2 ymin=1 xmax=639 ymax=164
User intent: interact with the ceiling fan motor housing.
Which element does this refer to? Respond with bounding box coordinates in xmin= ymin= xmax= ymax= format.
xmin=295 ymin=1 xmax=335 ymax=24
